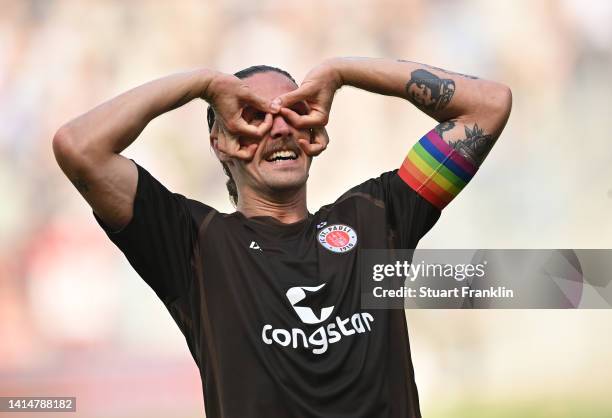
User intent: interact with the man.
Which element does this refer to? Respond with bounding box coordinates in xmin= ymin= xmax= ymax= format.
xmin=53 ymin=57 xmax=511 ymax=418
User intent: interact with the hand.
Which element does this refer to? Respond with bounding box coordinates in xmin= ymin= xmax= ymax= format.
xmin=214 ymin=120 xmax=262 ymax=161
xmin=204 ymin=72 xmax=274 ymax=140
xmin=270 ymin=61 xmax=343 ymax=129
xmin=298 ymin=127 xmax=329 ymax=157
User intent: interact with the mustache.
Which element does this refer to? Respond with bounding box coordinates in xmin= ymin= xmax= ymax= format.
xmin=260 ymin=138 xmax=302 ymax=159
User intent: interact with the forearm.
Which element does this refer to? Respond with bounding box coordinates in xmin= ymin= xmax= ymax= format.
xmin=330 ymin=57 xmax=510 ymax=125
xmin=54 ymin=69 xmax=216 ymax=160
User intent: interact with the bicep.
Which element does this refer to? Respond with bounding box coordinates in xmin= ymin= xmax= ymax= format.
xmin=428 ymin=80 xmax=512 ymax=166
xmin=53 ymin=133 xmax=138 ymax=231
xmin=399 ymin=86 xmax=511 ymax=211
xmin=398 ymin=121 xmax=484 ymax=211
xmin=433 ymin=114 xmax=508 ymax=168
xmin=83 ymin=154 xmax=138 ymax=231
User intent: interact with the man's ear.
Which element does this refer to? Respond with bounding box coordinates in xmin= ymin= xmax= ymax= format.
xmin=210 ymin=124 xmax=232 ymax=163
xmin=211 ymin=138 xmax=232 ymax=163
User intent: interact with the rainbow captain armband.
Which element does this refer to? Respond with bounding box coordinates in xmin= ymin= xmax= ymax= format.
xmin=398 ymin=129 xmax=478 ymax=210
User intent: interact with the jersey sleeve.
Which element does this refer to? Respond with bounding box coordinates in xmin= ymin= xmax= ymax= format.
xmin=92 ymin=159 xmax=205 ymax=305
xmin=349 ymin=129 xmax=479 ymax=248
xmin=348 ymin=170 xmax=442 ymax=248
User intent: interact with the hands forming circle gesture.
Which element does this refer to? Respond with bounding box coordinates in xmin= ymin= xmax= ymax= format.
xmin=206 ymin=62 xmax=343 ymax=161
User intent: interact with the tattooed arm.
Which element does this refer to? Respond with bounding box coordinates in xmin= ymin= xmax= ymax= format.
xmin=313 ymin=57 xmax=511 ymax=209
xmin=269 ymin=57 xmax=511 ymax=208
xmin=326 ymin=57 xmax=511 ymax=169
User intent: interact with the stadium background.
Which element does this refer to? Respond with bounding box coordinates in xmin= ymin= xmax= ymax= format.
xmin=1 ymin=0 xmax=611 ymax=416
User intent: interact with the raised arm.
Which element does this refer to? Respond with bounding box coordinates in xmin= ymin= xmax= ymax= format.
xmin=329 ymin=57 xmax=512 ymax=167
xmin=52 ymin=69 xmax=273 ymax=230
xmin=271 ymin=57 xmax=512 ymax=209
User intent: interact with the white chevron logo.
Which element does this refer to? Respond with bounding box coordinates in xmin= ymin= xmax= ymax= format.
xmin=285 ymin=284 xmax=334 ymax=324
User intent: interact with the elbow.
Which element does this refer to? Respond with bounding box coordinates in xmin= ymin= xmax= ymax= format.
xmin=489 ymin=83 xmax=513 ymax=120
xmin=52 ymin=124 xmax=77 ymax=166
xmin=460 ymin=83 xmax=513 ymax=127
xmin=52 ymin=125 xmax=93 ymax=177
xmin=52 ymin=123 xmax=99 ymax=170
xmin=472 ymin=83 xmax=512 ymax=136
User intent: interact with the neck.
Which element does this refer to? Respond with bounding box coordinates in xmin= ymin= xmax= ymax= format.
xmin=237 ymin=185 xmax=308 ymax=224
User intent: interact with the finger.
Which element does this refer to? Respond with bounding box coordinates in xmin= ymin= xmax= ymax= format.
xmin=230 ymin=116 xmax=269 ymax=138
xmin=234 ymin=142 xmax=258 ymax=161
xmin=297 ymin=138 xmax=325 ymax=157
xmin=271 ymin=87 xmax=310 ymax=112
xmin=298 ymin=128 xmax=328 ymax=157
xmin=278 ymin=107 xmax=304 ymax=127
xmin=309 ymin=127 xmax=329 ymax=156
xmin=307 ymin=139 xmax=328 ymax=156
xmin=279 ymin=107 xmax=328 ymax=128
xmin=242 ymin=90 xmax=273 ymax=113
xmin=217 ymin=124 xmax=243 ymax=157
xmin=218 ymin=135 xmax=256 ymax=161
xmin=218 ymin=118 xmax=263 ymax=161
xmin=254 ymin=112 xmax=274 ymax=137
xmin=236 ymin=112 xmax=273 ymax=138
xmin=297 ymin=137 xmax=310 ymax=153
xmin=313 ymin=127 xmax=330 ymax=150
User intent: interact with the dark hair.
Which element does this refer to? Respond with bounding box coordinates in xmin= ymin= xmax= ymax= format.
xmin=206 ymin=65 xmax=297 ymax=206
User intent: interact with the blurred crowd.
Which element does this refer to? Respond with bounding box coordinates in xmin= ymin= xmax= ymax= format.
xmin=1 ymin=0 xmax=612 ymax=417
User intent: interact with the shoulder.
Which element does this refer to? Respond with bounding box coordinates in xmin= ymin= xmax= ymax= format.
xmin=313 ymin=171 xmax=400 ymax=223
xmin=325 ymin=170 xmax=400 ymax=209
xmin=182 ymin=197 xmax=223 ymax=235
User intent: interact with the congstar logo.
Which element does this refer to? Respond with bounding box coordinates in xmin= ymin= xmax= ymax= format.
xmin=261 ymin=282 xmax=374 ymax=354
xmin=286 ymin=284 xmax=334 ymax=324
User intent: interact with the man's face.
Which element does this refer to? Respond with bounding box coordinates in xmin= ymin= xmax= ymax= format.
xmin=407 ymin=82 xmax=434 ymax=108
xmin=215 ymin=71 xmax=312 ymax=198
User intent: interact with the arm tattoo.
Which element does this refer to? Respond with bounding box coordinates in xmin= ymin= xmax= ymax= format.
xmin=398 ymin=59 xmax=479 ymax=79
xmin=446 ymin=123 xmax=493 ymax=166
xmin=71 ymin=177 xmax=90 ymax=193
xmin=422 ymin=64 xmax=478 ymax=80
xmin=434 ymin=119 xmax=456 ymax=138
xmin=404 ymin=69 xmax=455 ymax=112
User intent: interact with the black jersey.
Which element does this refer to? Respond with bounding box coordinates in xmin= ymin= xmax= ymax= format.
xmin=93 ymin=160 xmax=441 ymax=418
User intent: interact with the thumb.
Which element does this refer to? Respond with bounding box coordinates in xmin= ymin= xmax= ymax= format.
xmin=271 ymin=88 xmax=307 ymax=112
xmin=243 ymin=91 xmax=272 ymax=113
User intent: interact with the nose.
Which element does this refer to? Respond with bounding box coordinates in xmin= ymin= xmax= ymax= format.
xmin=269 ymin=113 xmax=292 ymax=140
